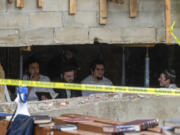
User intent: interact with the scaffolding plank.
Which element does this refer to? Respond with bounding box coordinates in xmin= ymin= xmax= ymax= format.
xmin=130 ymin=0 xmax=137 ymax=18
xmin=69 ymin=0 xmax=76 ymax=15
xmin=164 ymin=0 xmax=171 ymax=43
xmin=16 ymin=0 xmax=24 ymax=8
xmin=99 ymin=0 xmax=107 ymax=25
xmin=37 ymin=0 xmax=43 ymax=8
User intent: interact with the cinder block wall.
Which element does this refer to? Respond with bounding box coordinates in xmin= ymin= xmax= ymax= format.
xmin=0 ymin=0 xmax=179 ymax=46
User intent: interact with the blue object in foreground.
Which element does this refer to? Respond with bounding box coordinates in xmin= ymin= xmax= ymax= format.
xmin=16 ymin=87 xmax=28 ymax=103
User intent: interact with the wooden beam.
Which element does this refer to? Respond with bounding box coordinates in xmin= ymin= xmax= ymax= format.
xmin=130 ymin=0 xmax=137 ymax=18
xmin=0 ymin=64 xmax=6 ymax=102
xmin=16 ymin=0 xmax=24 ymax=8
xmin=37 ymin=0 xmax=43 ymax=8
xmin=69 ymin=0 xmax=76 ymax=15
xmin=164 ymin=0 xmax=171 ymax=43
xmin=99 ymin=0 xmax=107 ymax=25
xmin=20 ymin=46 xmax=31 ymax=51
xmin=8 ymin=0 xmax=13 ymax=4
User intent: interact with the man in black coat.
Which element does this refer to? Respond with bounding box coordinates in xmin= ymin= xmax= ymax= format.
xmin=55 ymin=65 xmax=82 ymax=99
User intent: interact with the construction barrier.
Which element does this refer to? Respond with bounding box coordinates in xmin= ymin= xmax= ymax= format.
xmin=0 ymin=79 xmax=180 ymax=96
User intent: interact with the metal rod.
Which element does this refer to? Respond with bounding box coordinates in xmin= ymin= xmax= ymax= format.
xmin=144 ymin=48 xmax=150 ymax=87
xmin=121 ymin=47 xmax=126 ymax=86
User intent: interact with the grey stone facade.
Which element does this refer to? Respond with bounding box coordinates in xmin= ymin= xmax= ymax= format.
xmin=0 ymin=0 xmax=179 ymax=46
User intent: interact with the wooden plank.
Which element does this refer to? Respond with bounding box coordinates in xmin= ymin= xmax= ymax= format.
xmin=61 ymin=114 xmax=124 ymax=125
xmin=8 ymin=0 xmax=13 ymax=4
xmin=99 ymin=0 xmax=107 ymax=25
xmin=37 ymin=0 xmax=43 ymax=8
xmin=20 ymin=46 xmax=31 ymax=51
xmin=130 ymin=0 xmax=137 ymax=18
xmin=164 ymin=0 xmax=171 ymax=43
xmin=69 ymin=0 xmax=76 ymax=15
xmin=16 ymin=0 xmax=24 ymax=8
xmin=0 ymin=64 xmax=6 ymax=102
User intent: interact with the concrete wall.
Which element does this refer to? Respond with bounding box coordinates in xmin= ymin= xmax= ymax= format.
xmin=1 ymin=94 xmax=180 ymax=124
xmin=0 ymin=0 xmax=179 ymax=46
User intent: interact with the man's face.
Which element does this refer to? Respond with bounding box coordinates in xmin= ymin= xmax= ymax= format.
xmin=92 ymin=64 xmax=105 ymax=80
xmin=158 ymin=73 xmax=170 ymax=88
xmin=28 ymin=62 xmax=39 ymax=76
xmin=63 ymin=70 xmax=74 ymax=83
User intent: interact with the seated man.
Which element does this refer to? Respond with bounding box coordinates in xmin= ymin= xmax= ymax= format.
xmin=23 ymin=57 xmax=56 ymax=101
xmin=55 ymin=65 xmax=82 ymax=98
xmin=81 ymin=59 xmax=113 ymax=96
xmin=158 ymin=69 xmax=177 ymax=88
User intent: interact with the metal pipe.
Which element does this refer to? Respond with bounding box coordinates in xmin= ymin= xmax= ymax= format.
xmin=121 ymin=47 xmax=126 ymax=86
xmin=19 ymin=52 xmax=23 ymax=79
xmin=144 ymin=48 xmax=150 ymax=87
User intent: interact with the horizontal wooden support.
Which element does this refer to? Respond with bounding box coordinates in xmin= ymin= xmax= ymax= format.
xmin=99 ymin=0 xmax=107 ymax=25
xmin=69 ymin=0 xmax=76 ymax=15
xmin=20 ymin=46 xmax=31 ymax=51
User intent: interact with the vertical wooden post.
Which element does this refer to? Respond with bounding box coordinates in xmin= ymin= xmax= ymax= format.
xmin=99 ymin=0 xmax=107 ymax=25
xmin=16 ymin=0 xmax=24 ymax=8
xmin=130 ymin=0 xmax=137 ymax=18
xmin=69 ymin=0 xmax=76 ymax=15
xmin=164 ymin=0 xmax=171 ymax=43
xmin=37 ymin=0 xmax=43 ymax=8
xmin=0 ymin=64 xmax=6 ymax=102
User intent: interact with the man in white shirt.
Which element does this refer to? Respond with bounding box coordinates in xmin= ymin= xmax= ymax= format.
xmin=81 ymin=59 xmax=113 ymax=96
xmin=23 ymin=57 xmax=56 ymax=101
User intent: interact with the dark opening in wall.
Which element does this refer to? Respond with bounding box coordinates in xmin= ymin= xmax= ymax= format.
xmin=0 ymin=44 xmax=179 ymax=100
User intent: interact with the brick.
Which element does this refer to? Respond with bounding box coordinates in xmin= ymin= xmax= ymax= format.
xmin=55 ymin=27 xmax=89 ymax=44
xmin=30 ymin=12 xmax=62 ymax=28
xmin=20 ymin=28 xmax=54 ymax=45
xmin=89 ymin=27 xmax=156 ymax=44
xmin=63 ymin=11 xmax=98 ymax=27
xmin=77 ymin=0 xmax=98 ymax=11
xmin=43 ymin=0 xmax=68 ymax=11
xmin=0 ymin=29 xmax=19 ymax=45
xmin=0 ymin=13 xmax=28 ymax=28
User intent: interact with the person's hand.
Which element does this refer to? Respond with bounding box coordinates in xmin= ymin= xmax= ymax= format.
xmin=30 ymin=74 xmax=40 ymax=81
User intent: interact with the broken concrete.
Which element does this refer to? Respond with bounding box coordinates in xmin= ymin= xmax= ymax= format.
xmin=1 ymin=93 xmax=180 ymax=124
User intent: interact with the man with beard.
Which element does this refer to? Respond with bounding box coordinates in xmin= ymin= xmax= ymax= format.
xmin=81 ymin=59 xmax=113 ymax=96
xmin=55 ymin=65 xmax=82 ymax=98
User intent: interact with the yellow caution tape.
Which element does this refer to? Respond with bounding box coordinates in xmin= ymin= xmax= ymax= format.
xmin=0 ymin=79 xmax=180 ymax=96
xmin=170 ymin=21 xmax=180 ymax=46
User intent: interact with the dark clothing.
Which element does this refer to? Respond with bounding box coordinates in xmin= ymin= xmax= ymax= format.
xmin=55 ymin=89 xmax=82 ymax=99
xmin=54 ymin=79 xmax=82 ymax=99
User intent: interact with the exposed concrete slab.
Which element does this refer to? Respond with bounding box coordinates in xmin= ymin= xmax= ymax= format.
xmin=0 ymin=13 xmax=28 ymax=28
xmin=55 ymin=27 xmax=89 ymax=44
xmin=1 ymin=93 xmax=180 ymax=124
xmin=29 ymin=12 xmax=62 ymax=28
xmin=20 ymin=28 xmax=54 ymax=45
xmin=0 ymin=30 xmax=19 ymax=45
